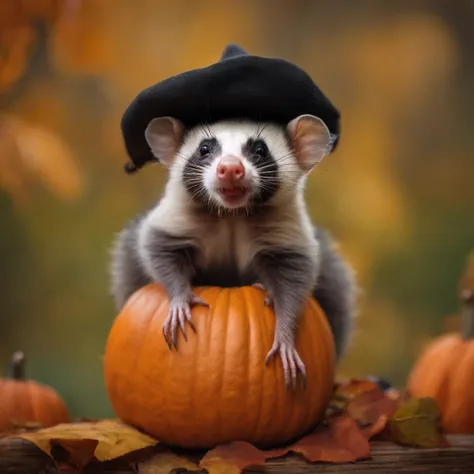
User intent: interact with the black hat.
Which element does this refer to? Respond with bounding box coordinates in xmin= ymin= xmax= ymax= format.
xmin=121 ymin=43 xmax=340 ymax=173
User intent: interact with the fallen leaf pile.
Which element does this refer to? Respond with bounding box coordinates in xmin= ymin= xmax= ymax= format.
xmin=0 ymin=378 xmax=448 ymax=473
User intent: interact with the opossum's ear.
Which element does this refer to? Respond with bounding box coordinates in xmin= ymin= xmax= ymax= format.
xmin=145 ymin=117 xmax=185 ymax=167
xmin=287 ymin=114 xmax=335 ymax=172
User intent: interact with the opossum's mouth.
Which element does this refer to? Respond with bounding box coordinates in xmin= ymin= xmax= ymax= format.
xmin=219 ymin=186 xmax=247 ymax=198
xmin=216 ymin=185 xmax=251 ymax=207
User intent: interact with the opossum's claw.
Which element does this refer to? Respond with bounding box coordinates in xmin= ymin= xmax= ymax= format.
xmin=162 ymin=293 xmax=208 ymax=349
xmin=265 ymin=336 xmax=306 ymax=390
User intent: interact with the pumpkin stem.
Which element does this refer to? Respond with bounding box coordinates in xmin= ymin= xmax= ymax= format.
xmin=461 ymin=290 xmax=474 ymax=340
xmin=9 ymin=351 xmax=26 ymax=380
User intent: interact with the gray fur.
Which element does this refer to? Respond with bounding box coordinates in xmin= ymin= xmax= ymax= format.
xmin=312 ymin=227 xmax=357 ymax=360
xmin=251 ymin=247 xmax=316 ymax=344
xmin=142 ymin=227 xmax=198 ymax=301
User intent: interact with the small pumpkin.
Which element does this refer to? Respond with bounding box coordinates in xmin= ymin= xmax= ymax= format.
xmin=0 ymin=351 xmax=71 ymax=433
xmin=407 ymin=253 xmax=474 ymax=433
xmin=104 ymin=284 xmax=335 ymax=449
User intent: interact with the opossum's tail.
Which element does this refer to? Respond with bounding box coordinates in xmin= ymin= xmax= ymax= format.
xmin=312 ymin=227 xmax=358 ymax=360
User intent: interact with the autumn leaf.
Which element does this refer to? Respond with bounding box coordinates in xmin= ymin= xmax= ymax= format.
xmin=335 ymin=378 xmax=381 ymax=398
xmin=330 ymin=378 xmax=380 ymax=412
xmin=345 ymin=388 xmax=398 ymax=426
xmin=0 ymin=114 xmax=83 ymax=205
xmin=385 ymin=397 xmax=449 ymax=448
xmin=200 ymin=414 xmax=372 ymax=473
xmin=12 ymin=419 xmax=158 ymax=464
xmin=139 ymin=450 xmax=199 ymax=474
xmin=360 ymin=415 xmax=389 ymax=440
xmin=200 ymin=441 xmax=268 ymax=474
xmin=13 ymin=121 xmax=84 ymax=200
xmin=329 ymin=379 xmax=400 ymax=442
xmin=274 ymin=415 xmax=372 ymax=463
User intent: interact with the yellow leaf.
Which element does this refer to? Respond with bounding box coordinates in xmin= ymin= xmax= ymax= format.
xmin=13 ymin=419 xmax=158 ymax=462
xmin=13 ymin=121 xmax=84 ymax=200
xmin=387 ymin=398 xmax=448 ymax=448
xmin=139 ymin=451 xmax=199 ymax=474
xmin=200 ymin=457 xmax=241 ymax=474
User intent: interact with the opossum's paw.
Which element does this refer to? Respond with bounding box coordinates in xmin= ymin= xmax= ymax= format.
xmin=162 ymin=294 xmax=209 ymax=349
xmin=265 ymin=335 xmax=307 ymax=390
xmin=251 ymin=282 xmax=273 ymax=307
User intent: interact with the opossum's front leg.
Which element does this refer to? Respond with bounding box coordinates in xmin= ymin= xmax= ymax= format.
xmin=252 ymin=248 xmax=317 ymax=389
xmin=251 ymin=283 xmax=274 ymax=307
xmin=141 ymin=228 xmax=208 ymax=349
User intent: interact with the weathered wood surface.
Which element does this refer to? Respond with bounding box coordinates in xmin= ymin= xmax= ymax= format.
xmin=1 ymin=435 xmax=474 ymax=473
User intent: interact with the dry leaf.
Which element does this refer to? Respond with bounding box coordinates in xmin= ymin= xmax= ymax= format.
xmin=14 ymin=123 xmax=83 ymax=200
xmin=330 ymin=378 xmax=380 ymax=412
xmin=335 ymin=378 xmax=381 ymax=399
xmin=200 ymin=441 xmax=267 ymax=474
xmin=139 ymin=451 xmax=198 ymax=474
xmin=52 ymin=439 xmax=98 ymax=469
xmin=345 ymin=388 xmax=398 ymax=426
xmin=200 ymin=415 xmax=372 ymax=472
xmin=360 ymin=415 xmax=389 ymax=440
xmin=276 ymin=415 xmax=371 ymax=463
xmin=386 ymin=397 xmax=449 ymax=448
xmin=13 ymin=419 xmax=158 ymax=463
xmin=0 ymin=114 xmax=83 ymax=204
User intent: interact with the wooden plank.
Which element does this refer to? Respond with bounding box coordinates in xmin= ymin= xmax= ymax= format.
xmin=1 ymin=435 xmax=474 ymax=473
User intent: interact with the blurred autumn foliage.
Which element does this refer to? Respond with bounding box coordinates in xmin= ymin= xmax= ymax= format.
xmin=1 ymin=0 xmax=474 ymax=418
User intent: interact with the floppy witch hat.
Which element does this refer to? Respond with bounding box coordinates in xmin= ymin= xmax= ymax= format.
xmin=121 ymin=43 xmax=340 ymax=173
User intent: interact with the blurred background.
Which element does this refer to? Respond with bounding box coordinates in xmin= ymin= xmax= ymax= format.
xmin=1 ymin=0 xmax=473 ymax=418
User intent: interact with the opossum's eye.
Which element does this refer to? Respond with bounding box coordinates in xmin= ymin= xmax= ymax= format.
xmin=254 ymin=142 xmax=268 ymax=159
xmin=199 ymin=144 xmax=211 ymax=157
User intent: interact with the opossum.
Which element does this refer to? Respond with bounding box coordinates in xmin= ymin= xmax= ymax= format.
xmin=110 ymin=114 xmax=357 ymax=388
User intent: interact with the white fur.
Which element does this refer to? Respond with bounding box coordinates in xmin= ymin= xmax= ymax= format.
xmin=170 ymin=120 xmax=305 ymax=207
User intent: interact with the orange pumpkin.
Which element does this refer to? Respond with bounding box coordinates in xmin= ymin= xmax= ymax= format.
xmin=104 ymin=284 xmax=335 ymax=448
xmin=407 ymin=254 xmax=474 ymax=433
xmin=0 ymin=352 xmax=71 ymax=433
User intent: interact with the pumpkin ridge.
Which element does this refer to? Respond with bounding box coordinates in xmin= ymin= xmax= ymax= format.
xmin=22 ymin=380 xmax=34 ymax=425
xmin=309 ymin=297 xmax=332 ymax=427
xmin=128 ymin=287 xmax=162 ymax=433
xmin=270 ymin=299 xmax=284 ymax=443
xmin=217 ymin=287 xmax=230 ymax=442
xmin=445 ymin=340 xmax=474 ymax=432
xmin=26 ymin=379 xmax=37 ymax=425
xmin=187 ymin=289 xmax=201 ymax=440
xmin=153 ymin=288 xmax=173 ymax=440
xmin=241 ymin=287 xmax=251 ymax=436
xmin=43 ymin=385 xmax=60 ymax=426
xmin=200 ymin=286 xmax=219 ymax=444
xmin=247 ymin=287 xmax=267 ymax=442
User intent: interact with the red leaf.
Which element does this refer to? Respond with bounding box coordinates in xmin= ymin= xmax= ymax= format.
xmin=51 ymin=439 xmax=98 ymax=468
xmin=200 ymin=415 xmax=372 ymax=472
xmin=360 ymin=415 xmax=389 ymax=440
xmin=346 ymin=388 xmax=398 ymax=426
xmin=200 ymin=441 xmax=268 ymax=473
xmin=266 ymin=414 xmax=371 ymax=463
xmin=334 ymin=379 xmax=380 ymax=401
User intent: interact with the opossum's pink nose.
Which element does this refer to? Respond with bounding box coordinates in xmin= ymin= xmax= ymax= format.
xmin=216 ymin=157 xmax=245 ymax=183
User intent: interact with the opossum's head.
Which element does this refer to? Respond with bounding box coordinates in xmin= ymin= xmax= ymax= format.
xmin=144 ymin=115 xmax=335 ymax=212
